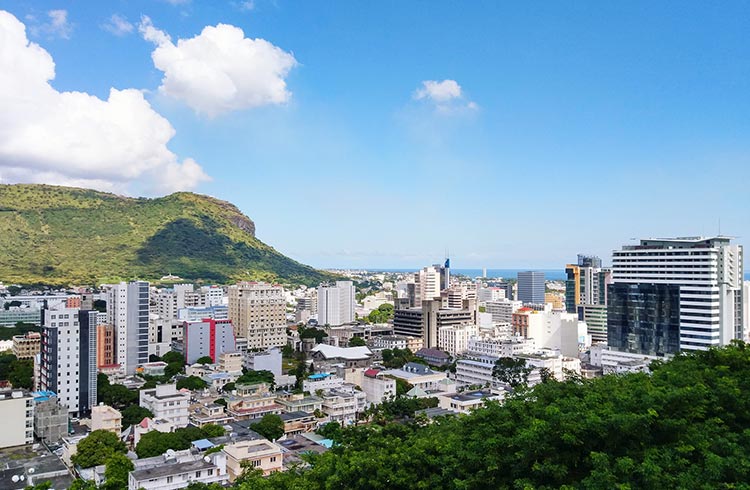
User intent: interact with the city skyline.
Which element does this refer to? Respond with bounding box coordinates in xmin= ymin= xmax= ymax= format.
xmin=0 ymin=2 xmax=748 ymax=269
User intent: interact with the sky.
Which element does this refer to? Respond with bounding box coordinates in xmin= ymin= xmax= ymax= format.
xmin=0 ymin=1 xmax=748 ymax=270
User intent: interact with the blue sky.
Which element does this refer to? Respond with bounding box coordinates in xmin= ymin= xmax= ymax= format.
xmin=1 ymin=1 xmax=748 ymax=269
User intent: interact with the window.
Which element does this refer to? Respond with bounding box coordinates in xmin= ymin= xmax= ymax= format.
xmin=252 ymin=460 xmax=261 ymax=467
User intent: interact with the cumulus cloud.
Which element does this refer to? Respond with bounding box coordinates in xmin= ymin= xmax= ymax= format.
xmin=139 ymin=16 xmax=297 ymax=117
xmin=413 ymin=79 xmax=478 ymax=113
xmin=0 ymin=10 xmax=210 ymax=194
xmin=28 ymin=9 xmax=73 ymax=39
xmin=101 ymin=14 xmax=134 ymax=36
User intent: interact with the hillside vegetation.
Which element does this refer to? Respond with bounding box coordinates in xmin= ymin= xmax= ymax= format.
xmin=231 ymin=343 xmax=750 ymax=489
xmin=0 ymin=184 xmax=332 ymax=286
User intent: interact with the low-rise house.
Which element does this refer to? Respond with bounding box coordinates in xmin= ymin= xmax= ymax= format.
xmin=133 ymin=417 xmax=177 ymax=446
xmin=12 ymin=332 xmax=41 ymax=359
xmin=415 ymin=348 xmax=452 ymax=367
xmin=226 ymin=386 xmax=282 ymax=421
xmin=223 ymin=438 xmax=283 ymax=480
xmin=90 ymin=404 xmax=121 ymax=435
xmin=382 ymin=362 xmax=448 ymax=391
xmin=275 ymin=394 xmax=323 ymax=414
xmin=33 ymin=391 xmax=68 ymax=444
xmin=137 ymin=362 xmax=168 ymax=377
xmin=277 ymin=433 xmax=329 ymax=469
xmin=189 ymin=402 xmax=233 ymax=428
xmin=437 ymin=390 xmax=503 ymax=414
xmin=279 ymin=411 xmax=316 ymax=436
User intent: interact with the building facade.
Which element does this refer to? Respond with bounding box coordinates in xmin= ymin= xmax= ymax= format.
xmin=317 ymin=281 xmax=355 ymax=326
xmin=608 ymin=236 xmax=744 ymax=355
xmin=227 ymin=282 xmax=286 ymax=349
xmin=517 ymin=271 xmax=545 ymax=304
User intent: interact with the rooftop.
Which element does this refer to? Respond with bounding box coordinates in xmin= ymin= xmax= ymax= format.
xmin=131 ymin=459 xmax=217 ymax=480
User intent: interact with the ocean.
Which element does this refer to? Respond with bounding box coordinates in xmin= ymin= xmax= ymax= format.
xmin=366 ymin=269 xmax=750 ymax=281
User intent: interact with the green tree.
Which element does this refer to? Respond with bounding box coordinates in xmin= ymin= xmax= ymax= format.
xmin=72 ymin=430 xmax=127 ymax=468
xmin=367 ymin=303 xmax=394 ymax=324
xmin=251 ymin=414 xmax=285 ymax=441
xmin=102 ymin=452 xmax=134 ymax=490
xmin=316 ymin=421 xmax=342 ymax=442
xmin=348 ymin=336 xmax=366 ymax=347
xmin=236 ymin=369 xmax=275 ymax=387
xmin=195 ymin=355 xmax=214 ymax=365
xmin=492 ymin=357 xmax=532 ymax=389
xmin=162 ymin=351 xmax=185 ymax=365
xmin=176 ymin=376 xmax=208 ymax=391
xmin=120 ymin=405 xmax=154 ymax=427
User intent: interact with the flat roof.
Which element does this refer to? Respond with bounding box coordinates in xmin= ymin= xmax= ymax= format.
xmin=131 ymin=459 xmax=216 ymax=480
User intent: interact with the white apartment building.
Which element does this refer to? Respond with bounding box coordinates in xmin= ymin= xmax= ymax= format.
xmin=91 ymin=404 xmax=122 ymax=434
xmin=589 ymin=344 xmax=663 ymax=375
xmin=485 ymin=299 xmax=523 ymax=324
xmin=128 ymin=451 xmax=228 ymax=490
xmin=40 ymin=308 xmax=97 ymax=416
xmin=477 ymin=286 xmax=506 ymax=303
xmin=466 ymin=336 xmax=536 ymax=358
xmin=0 ymin=390 xmax=34 ymax=448
xmin=610 ymin=236 xmax=744 ymax=353
xmin=437 ymin=323 xmax=478 ymax=356
xmin=320 ymin=386 xmax=367 ymax=425
xmin=318 ymin=281 xmax=355 ymax=326
xmin=104 ymin=281 xmax=149 ymax=374
xmin=360 ymin=369 xmax=396 ymax=404
xmin=743 ymin=281 xmax=749 ymax=341
xmin=228 ymin=282 xmax=287 ymax=349
xmin=139 ymin=384 xmax=190 ymax=428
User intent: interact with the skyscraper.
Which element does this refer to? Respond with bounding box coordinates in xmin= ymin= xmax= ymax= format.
xmin=104 ymin=281 xmax=149 ymax=374
xmin=565 ymin=255 xmax=612 ymax=313
xmin=608 ymin=236 xmax=744 ymax=355
xmin=40 ymin=307 xmax=97 ymax=416
xmin=517 ymin=271 xmax=545 ymax=304
xmin=317 ymin=281 xmax=355 ymax=326
xmin=415 ymin=261 xmax=450 ymax=306
xmin=227 ymin=282 xmax=286 ymax=349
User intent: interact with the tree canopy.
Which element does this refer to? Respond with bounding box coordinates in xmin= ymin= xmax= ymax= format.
xmin=367 ymin=303 xmax=394 ymax=324
xmin=211 ymin=342 xmax=750 ymax=489
xmin=348 ymin=336 xmax=366 ymax=347
xmin=120 ymin=405 xmax=154 ymax=427
xmin=135 ymin=424 xmax=225 ymax=458
xmin=176 ymin=375 xmax=209 ymax=391
xmin=72 ymin=430 xmax=127 ymax=468
xmin=251 ymin=414 xmax=285 ymax=441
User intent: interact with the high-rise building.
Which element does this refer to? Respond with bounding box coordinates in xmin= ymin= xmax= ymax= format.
xmin=517 ymin=271 xmax=545 ymax=304
xmin=96 ymin=324 xmax=115 ymax=368
xmin=565 ymin=255 xmax=612 ymax=313
xmin=182 ymin=319 xmax=237 ymax=364
xmin=393 ymin=299 xmax=476 ymax=349
xmin=608 ymin=236 xmax=744 ymax=355
xmin=40 ymin=307 xmax=97 ymax=416
xmin=104 ymin=281 xmax=149 ymax=374
xmin=415 ymin=260 xmax=450 ymax=307
xmin=318 ymin=281 xmax=355 ymax=326
xmin=743 ymin=281 xmax=749 ymax=341
xmin=227 ymin=282 xmax=286 ymax=349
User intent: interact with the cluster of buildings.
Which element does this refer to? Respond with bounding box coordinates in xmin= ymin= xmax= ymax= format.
xmin=0 ymin=234 xmax=745 ymax=489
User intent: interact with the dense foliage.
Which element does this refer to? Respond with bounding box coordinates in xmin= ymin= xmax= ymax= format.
xmin=0 ymin=183 xmax=336 ymax=286
xmin=236 ymin=369 xmax=275 ymax=387
xmin=367 ymin=303 xmax=394 ymax=324
xmin=250 ymin=413 xmax=285 ymax=441
xmin=135 ymin=424 xmax=225 ymax=458
xmin=176 ymin=375 xmax=209 ymax=391
xmin=0 ymin=353 xmax=33 ymax=389
xmin=0 ymin=321 xmax=39 ymax=341
xmin=214 ymin=342 xmax=750 ymax=489
xmin=380 ymin=348 xmax=416 ymax=369
xmin=72 ymin=430 xmax=127 ymax=468
xmin=120 ymin=405 xmax=154 ymax=427
xmin=97 ymin=373 xmax=138 ymax=408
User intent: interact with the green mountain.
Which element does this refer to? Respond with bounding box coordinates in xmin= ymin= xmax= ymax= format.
xmin=0 ymin=184 xmax=333 ymax=286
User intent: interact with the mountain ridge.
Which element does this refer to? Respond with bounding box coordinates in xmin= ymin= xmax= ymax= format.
xmin=0 ymin=183 xmax=333 ymax=286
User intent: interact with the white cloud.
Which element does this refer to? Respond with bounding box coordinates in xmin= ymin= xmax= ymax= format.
xmin=0 ymin=10 xmax=210 ymax=195
xmin=139 ymin=16 xmax=297 ymax=117
xmin=238 ymin=1 xmax=256 ymax=11
xmin=413 ymin=79 xmax=478 ymax=113
xmin=164 ymin=0 xmax=190 ymax=5
xmin=101 ymin=14 xmax=134 ymax=36
xmin=28 ymin=9 xmax=73 ymax=39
